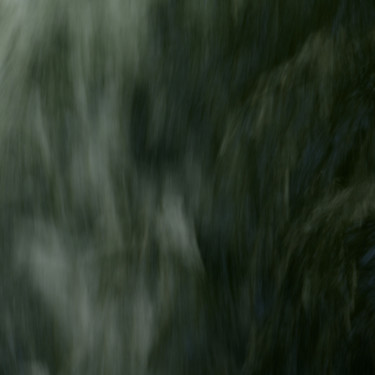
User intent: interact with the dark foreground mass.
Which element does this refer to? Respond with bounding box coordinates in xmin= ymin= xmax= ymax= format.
xmin=1 ymin=0 xmax=375 ymax=374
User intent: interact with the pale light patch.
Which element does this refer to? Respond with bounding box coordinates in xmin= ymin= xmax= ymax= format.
xmin=15 ymin=222 xmax=101 ymax=369
xmin=15 ymin=220 xmax=159 ymax=373
xmin=26 ymin=362 xmax=50 ymax=375
xmin=156 ymin=188 xmax=203 ymax=272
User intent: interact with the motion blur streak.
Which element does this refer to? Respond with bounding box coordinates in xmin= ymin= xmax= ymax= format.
xmin=1 ymin=0 xmax=375 ymax=374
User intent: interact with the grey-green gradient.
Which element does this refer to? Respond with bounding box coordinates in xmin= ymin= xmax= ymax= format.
xmin=1 ymin=0 xmax=375 ymax=374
